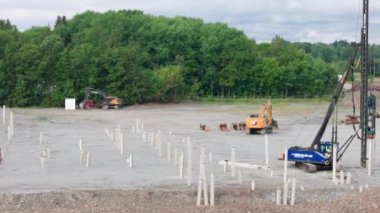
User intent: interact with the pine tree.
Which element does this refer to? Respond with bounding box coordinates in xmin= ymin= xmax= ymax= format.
xmin=54 ymin=16 xmax=62 ymax=29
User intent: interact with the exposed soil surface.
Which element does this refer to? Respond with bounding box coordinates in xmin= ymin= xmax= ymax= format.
xmin=0 ymin=186 xmax=379 ymax=213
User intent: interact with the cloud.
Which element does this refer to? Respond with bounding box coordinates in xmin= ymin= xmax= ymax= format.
xmin=0 ymin=0 xmax=379 ymax=43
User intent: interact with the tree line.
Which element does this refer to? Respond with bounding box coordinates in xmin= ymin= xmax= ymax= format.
xmin=0 ymin=10 xmax=379 ymax=107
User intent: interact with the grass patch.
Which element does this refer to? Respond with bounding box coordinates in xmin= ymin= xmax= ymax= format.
xmin=193 ymin=96 xmax=329 ymax=105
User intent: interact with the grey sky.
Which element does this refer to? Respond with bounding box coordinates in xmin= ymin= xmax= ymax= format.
xmin=1 ymin=0 xmax=379 ymax=43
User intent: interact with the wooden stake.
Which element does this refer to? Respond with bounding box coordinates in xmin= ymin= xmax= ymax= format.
xmin=158 ymin=133 xmax=163 ymax=158
xmin=10 ymin=111 xmax=13 ymax=137
xmin=346 ymin=172 xmax=351 ymax=184
xmin=332 ymin=143 xmax=337 ymax=183
xmin=238 ymin=170 xmax=243 ymax=184
xmin=120 ymin=133 xmax=124 ymax=155
xmin=0 ymin=148 xmax=3 ymax=162
xmin=231 ymin=147 xmax=236 ymax=178
xmin=200 ymin=146 xmax=206 ymax=163
xmin=251 ymin=180 xmax=255 ymax=191
xmin=174 ymin=147 xmax=178 ymax=167
xmin=40 ymin=148 xmax=48 ymax=169
xmin=40 ymin=132 xmax=43 ymax=144
xmin=201 ymin=164 xmax=209 ymax=206
xmin=40 ymin=156 xmax=45 ymax=169
xmin=210 ymin=173 xmax=215 ymax=206
xmin=199 ymin=147 xmax=205 ymax=179
xmin=179 ymin=151 xmax=184 ymax=177
xmin=283 ymin=149 xmax=288 ymax=183
xmin=117 ymin=125 xmax=121 ymax=147
xmin=86 ymin=152 xmax=90 ymax=168
xmin=196 ymin=179 xmax=202 ymax=206
xmin=276 ymin=187 xmax=281 ymax=205
xmin=283 ymin=149 xmax=289 ymax=205
xmin=167 ymin=141 xmax=171 ymax=162
xmin=265 ymin=134 xmax=269 ymax=167
xmin=142 ymin=131 xmax=146 ymax=143
xmin=149 ymin=132 xmax=153 ymax=145
xmin=340 ymin=170 xmax=344 ymax=185
xmin=197 ymin=149 xmax=208 ymax=206
xmin=7 ymin=125 xmax=11 ymax=142
xmin=283 ymin=180 xmax=288 ymax=205
xmin=80 ymin=150 xmax=85 ymax=163
xmin=128 ymin=154 xmax=133 ymax=168
xmin=290 ymin=177 xmax=296 ymax=206
xmin=45 ymin=147 xmax=51 ymax=159
xmin=373 ymin=138 xmax=377 ymax=166
xmin=368 ymin=139 xmax=373 ymax=175
xmin=187 ymin=140 xmax=192 ymax=186
xmin=79 ymin=139 xmax=83 ymax=152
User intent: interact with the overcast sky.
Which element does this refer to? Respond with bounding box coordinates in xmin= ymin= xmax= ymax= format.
xmin=1 ymin=0 xmax=380 ymax=43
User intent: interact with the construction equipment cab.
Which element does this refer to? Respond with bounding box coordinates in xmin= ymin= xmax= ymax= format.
xmin=79 ymin=87 xmax=122 ymax=109
xmin=245 ymin=101 xmax=278 ymax=134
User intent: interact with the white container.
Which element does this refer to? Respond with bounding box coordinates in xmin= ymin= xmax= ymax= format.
xmin=65 ymin=98 xmax=76 ymax=110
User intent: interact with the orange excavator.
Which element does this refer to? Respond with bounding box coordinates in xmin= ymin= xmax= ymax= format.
xmin=245 ymin=100 xmax=278 ymax=134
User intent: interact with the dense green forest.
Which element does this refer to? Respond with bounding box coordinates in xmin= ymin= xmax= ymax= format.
xmin=0 ymin=10 xmax=379 ymax=107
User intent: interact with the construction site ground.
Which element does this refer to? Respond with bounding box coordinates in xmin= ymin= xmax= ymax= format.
xmin=0 ymin=98 xmax=379 ymax=212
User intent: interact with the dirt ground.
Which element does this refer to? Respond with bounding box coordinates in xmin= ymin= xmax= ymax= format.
xmin=0 ymin=186 xmax=379 ymax=213
xmin=0 ymin=99 xmax=379 ymax=212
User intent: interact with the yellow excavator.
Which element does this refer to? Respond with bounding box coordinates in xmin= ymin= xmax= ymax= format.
xmin=245 ymin=100 xmax=278 ymax=134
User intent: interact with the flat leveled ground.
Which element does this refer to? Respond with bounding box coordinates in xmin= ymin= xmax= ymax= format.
xmin=0 ymin=102 xmax=379 ymax=212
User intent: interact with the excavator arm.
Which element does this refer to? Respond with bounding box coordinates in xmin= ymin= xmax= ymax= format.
xmin=84 ymin=87 xmax=106 ymax=100
xmin=266 ymin=101 xmax=273 ymax=126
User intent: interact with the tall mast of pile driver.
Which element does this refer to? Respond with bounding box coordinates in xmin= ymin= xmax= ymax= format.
xmin=360 ymin=0 xmax=369 ymax=168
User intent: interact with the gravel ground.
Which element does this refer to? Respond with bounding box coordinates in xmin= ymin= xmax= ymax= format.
xmin=0 ymin=186 xmax=379 ymax=212
xmin=0 ymin=99 xmax=379 ymax=212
